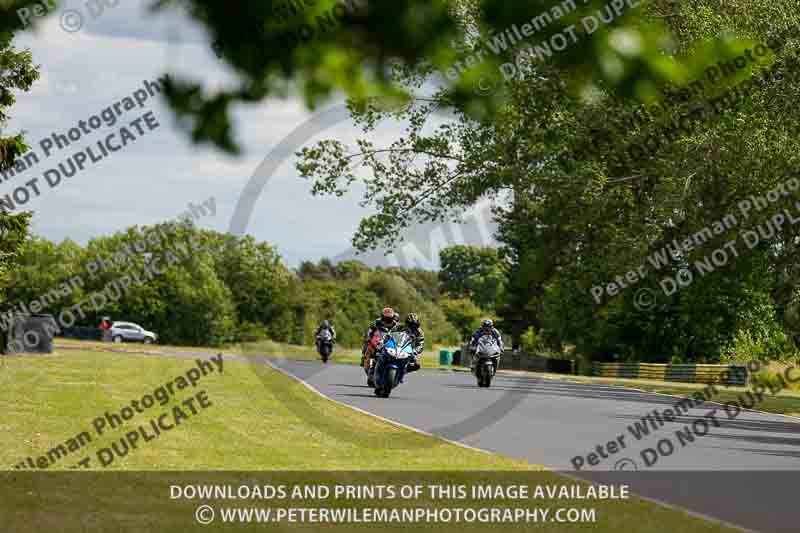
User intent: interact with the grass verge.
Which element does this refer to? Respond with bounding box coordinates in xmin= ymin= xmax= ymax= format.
xmin=1 ymin=347 xmax=514 ymax=470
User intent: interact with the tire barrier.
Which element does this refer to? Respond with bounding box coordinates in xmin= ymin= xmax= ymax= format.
xmin=591 ymin=362 xmax=748 ymax=386
xmin=2 ymin=314 xmax=57 ymax=354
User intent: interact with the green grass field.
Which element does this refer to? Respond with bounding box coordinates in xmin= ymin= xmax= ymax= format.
xmin=0 ymin=344 xmax=740 ymax=532
xmin=0 ymin=347 xmax=511 ymax=470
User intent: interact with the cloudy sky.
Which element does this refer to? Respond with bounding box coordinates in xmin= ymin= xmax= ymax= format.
xmin=5 ymin=0 xmax=498 ymax=268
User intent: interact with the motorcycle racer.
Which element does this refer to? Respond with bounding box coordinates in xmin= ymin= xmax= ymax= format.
xmin=361 ymin=307 xmax=400 ymax=370
xmin=469 ymin=319 xmax=504 ymax=372
xmin=401 ymin=313 xmax=424 ymax=373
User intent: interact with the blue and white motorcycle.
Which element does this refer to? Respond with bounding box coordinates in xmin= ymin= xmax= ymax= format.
xmin=373 ymin=331 xmax=415 ymax=398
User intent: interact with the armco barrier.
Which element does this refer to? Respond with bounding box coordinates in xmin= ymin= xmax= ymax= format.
xmin=591 ymin=362 xmax=748 ymax=386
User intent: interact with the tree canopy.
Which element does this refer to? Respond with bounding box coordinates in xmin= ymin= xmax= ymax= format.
xmin=296 ymin=0 xmax=800 ymax=363
xmin=4 ymin=0 xmax=783 ymax=153
xmin=0 ymin=23 xmax=39 ymax=308
xmin=439 ymin=245 xmax=505 ymax=309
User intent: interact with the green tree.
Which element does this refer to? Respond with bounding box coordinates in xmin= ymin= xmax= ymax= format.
xmin=297 ymin=1 xmax=800 ymax=362
xmin=0 ymin=30 xmax=39 ymax=308
xmin=439 ymin=297 xmax=485 ymax=341
xmin=439 ymin=245 xmax=505 ymax=309
xmin=5 ymin=238 xmax=86 ymax=313
xmin=203 ymin=231 xmax=293 ymax=327
xmin=76 ymin=222 xmax=239 ymax=346
xmin=2 ymin=0 xmax=764 ymax=152
xmin=379 ymin=267 xmax=442 ymax=302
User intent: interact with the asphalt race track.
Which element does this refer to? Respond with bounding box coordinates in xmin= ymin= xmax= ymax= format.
xmin=268 ymin=358 xmax=800 ymax=533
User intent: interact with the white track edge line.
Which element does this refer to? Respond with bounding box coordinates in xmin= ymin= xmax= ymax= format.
xmin=262 ymin=358 xmax=754 ymax=533
xmin=262 ymin=358 xmax=493 ymax=456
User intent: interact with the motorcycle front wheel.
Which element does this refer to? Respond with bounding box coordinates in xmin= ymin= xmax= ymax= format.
xmin=375 ymin=367 xmax=396 ymax=398
xmin=477 ymin=363 xmax=492 ymax=387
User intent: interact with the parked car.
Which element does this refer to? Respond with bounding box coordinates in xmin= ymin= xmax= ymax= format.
xmin=109 ymin=322 xmax=157 ymax=344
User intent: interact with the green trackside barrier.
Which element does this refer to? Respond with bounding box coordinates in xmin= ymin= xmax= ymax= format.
xmin=439 ymin=349 xmax=453 ymax=365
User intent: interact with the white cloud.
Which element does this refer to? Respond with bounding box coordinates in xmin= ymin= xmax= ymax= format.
xmin=5 ymin=2 xmax=487 ymax=269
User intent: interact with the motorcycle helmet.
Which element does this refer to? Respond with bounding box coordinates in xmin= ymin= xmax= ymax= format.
xmin=482 ymin=319 xmax=494 ymax=330
xmin=322 ymin=320 xmax=330 ymax=328
xmin=405 ymin=313 xmax=420 ymax=329
xmin=381 ymin=307 xmax=395 ymax=326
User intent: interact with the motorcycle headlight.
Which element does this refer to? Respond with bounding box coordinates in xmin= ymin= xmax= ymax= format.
xmin=386 ymin=347 xmax=397 ymax=357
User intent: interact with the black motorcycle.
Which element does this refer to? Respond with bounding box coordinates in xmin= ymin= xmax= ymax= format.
xmin=316 ymin=329 xmax=334 ymax=363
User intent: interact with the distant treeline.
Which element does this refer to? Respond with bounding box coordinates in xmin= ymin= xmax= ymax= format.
xmin=3 ymin=222 xmax=501 ymax=348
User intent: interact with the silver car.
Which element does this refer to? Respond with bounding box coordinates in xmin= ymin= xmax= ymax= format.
xmin=109 ymin=321 xmax=157 ymax=344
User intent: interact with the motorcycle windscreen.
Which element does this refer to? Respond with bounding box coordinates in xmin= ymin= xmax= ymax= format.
xmin=399 ymin=336 xmax=415 ymax=357
xmin=384 ymin=333 xmax=413 ymax=359
xmin=392 ymin=333 xmax=415 ymax=358
xmin=478 ymin=335 xmax=499 ymax=355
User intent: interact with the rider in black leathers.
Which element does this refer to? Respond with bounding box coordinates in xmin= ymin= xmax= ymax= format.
xmin=469 ymin=319 xmax=504 ymax=372
xmin=315 ymin=320 xmax=336 ymax=350
xmin=362 ymin=308 xmax=400 ymax=369
xmin=400 ymin=313 xmax=424 ymax=373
